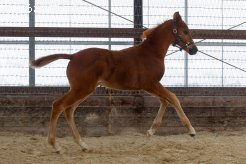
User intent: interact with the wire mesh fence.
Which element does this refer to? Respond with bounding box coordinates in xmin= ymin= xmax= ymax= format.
xmin=0 ymin=0 xmax=245 ymax=87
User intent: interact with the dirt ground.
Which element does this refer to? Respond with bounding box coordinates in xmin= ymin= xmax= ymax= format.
xmin=0 ymin=130 xmax=246 ymax=164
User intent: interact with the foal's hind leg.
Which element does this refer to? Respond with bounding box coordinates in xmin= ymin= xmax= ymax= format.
xmin=146 ymin=83 xmax=196 ymax=136
xmin=64 ymin=101 xmax=89 ymax=152
xmin=48 ymin=89 xmax=93 ymax=153
xmin=48 ymin=93 xmax=69 ymax=153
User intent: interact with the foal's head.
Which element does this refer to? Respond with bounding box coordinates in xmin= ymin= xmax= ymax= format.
xmin=172 ymin=12 xmax=198 ymax=55
xmin=141 ymin=12 xmax=198 ymax=55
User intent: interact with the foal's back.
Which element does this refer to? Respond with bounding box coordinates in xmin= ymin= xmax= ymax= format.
xmin=67 ymin=46 xmax=164 ymax=90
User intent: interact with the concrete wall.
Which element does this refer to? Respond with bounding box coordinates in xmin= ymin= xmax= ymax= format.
xmin=0 ymin=87 xmax=245 ymax=136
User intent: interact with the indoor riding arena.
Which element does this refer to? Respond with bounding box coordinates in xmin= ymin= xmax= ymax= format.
xmin=0 ymin=0 xmax=246 ymax=164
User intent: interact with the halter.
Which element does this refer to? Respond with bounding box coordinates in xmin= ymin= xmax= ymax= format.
xmin=172 ymin=20 xmax=194 ymax=51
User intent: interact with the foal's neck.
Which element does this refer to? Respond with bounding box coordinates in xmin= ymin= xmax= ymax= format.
xmin=142 ymin=20 xmax=173 ymax=59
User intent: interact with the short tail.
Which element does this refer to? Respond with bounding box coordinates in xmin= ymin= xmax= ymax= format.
xmin=30 ymin=54 xmax=72 ymax=68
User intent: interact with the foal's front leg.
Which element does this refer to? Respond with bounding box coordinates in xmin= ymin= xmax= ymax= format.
xmin=147 ymin=99 xmax=169 ymax=136
xmin=146 ymin=83 xmax=196 ymax=136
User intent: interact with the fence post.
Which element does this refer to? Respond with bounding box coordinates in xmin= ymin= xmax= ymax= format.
xmin=29 ymin=0 xmax=35 ymax=86
xmin=221 ymin=0 xmax=224 ymax=87
xmin=108 ymin=0 xmax=112 ymax=50
xmin=184 ymin=0 xmax=189 ymax=87
xmin=134 ymin=0 xmax=143 ymax=45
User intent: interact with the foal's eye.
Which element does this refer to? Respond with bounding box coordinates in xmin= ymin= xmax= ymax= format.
xmin=183 ymin=30 xmax=189 ymax=35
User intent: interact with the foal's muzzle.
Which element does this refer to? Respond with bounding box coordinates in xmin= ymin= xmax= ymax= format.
xmin=188 ymin=46 xmax=198 ymax=55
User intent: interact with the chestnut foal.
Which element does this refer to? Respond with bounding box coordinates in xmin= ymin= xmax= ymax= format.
xmin=31 ymin=12 xmax=198 ymax=153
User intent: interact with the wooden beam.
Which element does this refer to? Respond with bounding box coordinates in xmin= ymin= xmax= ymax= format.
xmin=0 ymin=27 xmax=142 ymax=38
xmin=191 ymin=29 xmax=246 ymax=40
xmin=0 ymin=27 xmax=246 ymax=39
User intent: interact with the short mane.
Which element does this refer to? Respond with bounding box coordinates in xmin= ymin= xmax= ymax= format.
xmin=141 ymin=20 xmax=170 ymax=42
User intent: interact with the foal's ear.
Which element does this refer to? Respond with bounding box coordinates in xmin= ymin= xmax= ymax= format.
xmin=173 ymin=12 xmax=182 ymax=23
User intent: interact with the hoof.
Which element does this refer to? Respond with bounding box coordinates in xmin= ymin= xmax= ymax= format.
xmin=146 ymin=129 xmax=154 ymax=137
xmin=189 ymin=127 xmax=196 ymax=137
xmin=52 ymin=144 xmax=62 ymax=154
xmin=55 ymin=149 xmax=63 ymax=154
xmin=80 ymin=141 xmax=91 ymax=153
xmin=82 ymin=147 xmax=90 ymax=153
xmin=189 ymin=133 xmax=196 ymax=137
xmin=82 ymin=147 xmax=94 ymax=153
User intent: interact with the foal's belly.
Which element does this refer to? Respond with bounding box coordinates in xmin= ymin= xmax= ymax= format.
xmin=97 ymin=80 xmax=140 ymax=90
